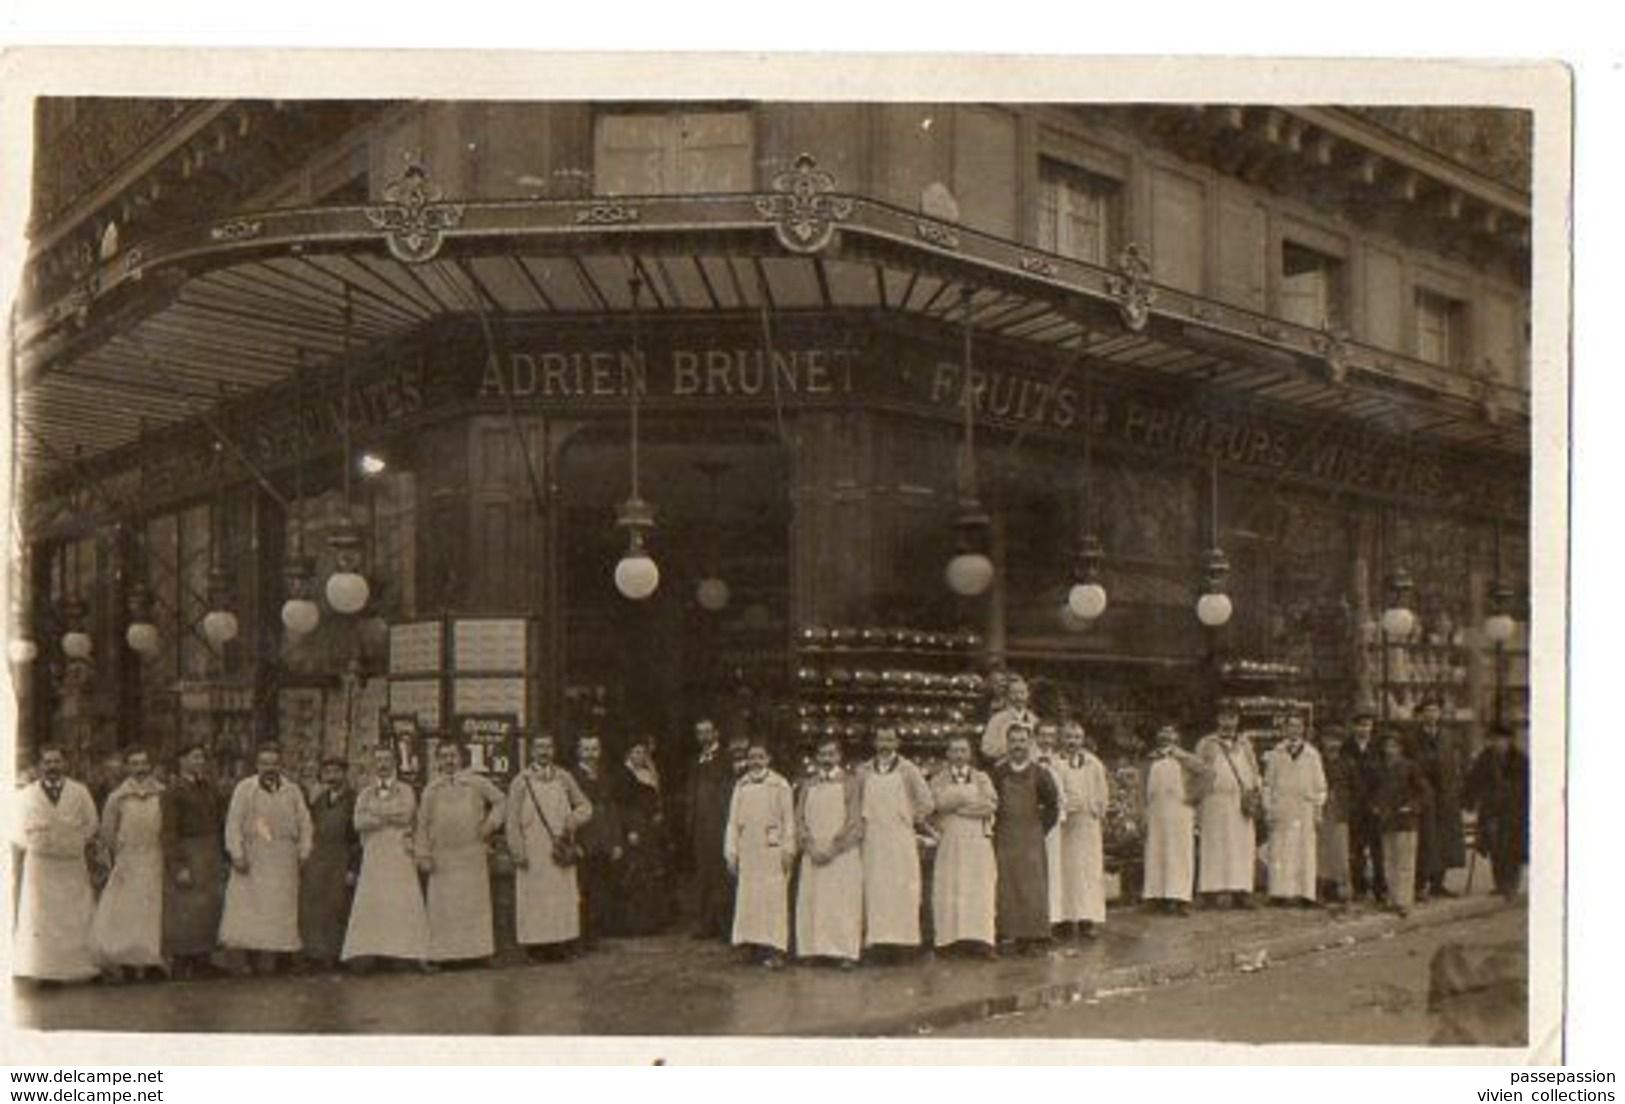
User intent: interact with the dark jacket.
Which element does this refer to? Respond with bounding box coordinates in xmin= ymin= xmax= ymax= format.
xmin=1373 ymin=756 xmax=1429 ymax=834
xmin=1464 ymin=746 xmax=1530 ymax=865
xmin=574 ymin=765 xmax=624 ymax=859
xmin=1407 ymin=722 xmax=1467 ymax=866
xmin=1343 ymin=735 xmax=1387 ymax=823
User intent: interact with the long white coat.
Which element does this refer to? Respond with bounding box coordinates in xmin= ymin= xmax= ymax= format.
xmin=13 ymin=779 xmax=100 ymax=981
xmin=343 ymin=778 xmax=429 ymax=961
xmin=794 ymin=770 xmax=863 ymax=960
xmin=1196 ymin=734 xmax=1260 ymax=894
xmin=1263 ymin=742 xmax=1329 ymax=899
xmin=506 ymin=767 xmax=592 ymax=947
xmin=219 ymin=776 xmax=314 ymax=952
xmin=417 ymin=771 xmax=506 ymax=961
xmin=725 ymin=770 xmax=796 ymax=951
xmin=929 ymin=766 xmax=999 ymax=946
xmin=1055 ymin=751 xmax=1110 ymax=924
xmin=91 ymin=777 xmax=168 ymax=970
xmin=857 ymin=756 xmax=933 ymax=947
xmin=1143 ymin=754 xmax=1196 ymax=902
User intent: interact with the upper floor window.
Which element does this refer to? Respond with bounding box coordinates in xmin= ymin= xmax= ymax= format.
xmin=1415 ymin=288 xmax=1469 ymax=368
xmin=1279 ymin=241 xmax=1346 ymax=330
xmin=593 ymin=111 xmax=753 ymax=196
xmin=1036 ymin=158 xmax=1121 ymax=266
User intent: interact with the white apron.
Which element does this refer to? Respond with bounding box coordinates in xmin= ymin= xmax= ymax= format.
xmin=726 ymin=772 xmax=795 ymax=951
xmin=1056 ymin=754 xmax=1108 ymax=924
xmin=861 ymin=768 xmax=921 ymax=946
xmin=1198 ymin=737 xmax=1258 ymax=893
xmin=91 ymin=782 xmax=167 ymax=969
xmin=14 ymin=780 xmax=100 ymax=981
xmin=1264 ymin=744 xmax=1328 ymax=899
xmin=930 ymin=770 xmax=997 ymax=946
xmin=418 ymin=774 xmax=503 ymax=961
xmin=1042 ymin=761 xmax=1066 ymax=923
xmin=219 ymin=778 xmax=313 ymax=952
xmin=507 ymin=770 xmax=584 ymax=946
xmin=795 ymin=777 xmax=863 ymax=960
xmin=343 ymin=781 xmax=429 ymax=961
xmin=1143 ymin=756 xmax=1195 ymax=902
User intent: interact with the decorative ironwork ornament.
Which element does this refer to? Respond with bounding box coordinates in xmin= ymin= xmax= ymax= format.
xmin=755 ymin=153 xmax=854 ymax=255
xmin=1106 ymin=244 xmax=1156 ymax=333
xmin=364 ymin=161 xmax=466 ymax=264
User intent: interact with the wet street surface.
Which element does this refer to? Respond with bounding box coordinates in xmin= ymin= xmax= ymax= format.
xmin=942 ymin=906 xmax=1527 ymax=1045
xmin=13 ymin=889 xmax=1521 ymax=1039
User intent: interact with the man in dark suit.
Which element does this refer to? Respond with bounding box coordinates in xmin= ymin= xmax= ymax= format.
xmin=1464 ymin=723 xmax=1530 ymax=901
xmin=573 ymin=734 xmax=624 ymax=948
xmin=683 ymin=719 xmax=736 ymax=940
xmin=1407 ymin=698 xmax=1467 ymax=899
xmin=1343 ymin=710 xmax=1388 ymax=904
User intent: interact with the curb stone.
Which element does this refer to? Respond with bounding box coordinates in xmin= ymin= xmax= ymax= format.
xmin=831 ymin=895 xmax=1512 ymax=1037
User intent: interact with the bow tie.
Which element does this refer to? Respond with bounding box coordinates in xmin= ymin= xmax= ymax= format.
xmin=1070 ymin=755 xmax=1086 ymax=769
xmin=259 ymin=777 xmax=281 ymax=793
xmin=42 ymin=780 xmax=63 ymax=802
xmin=952 ymin=769 xmax=970 ymax=784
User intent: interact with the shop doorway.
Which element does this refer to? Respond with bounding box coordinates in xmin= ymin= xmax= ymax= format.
xmin=555 ymin=419 xmax=791 ymax=780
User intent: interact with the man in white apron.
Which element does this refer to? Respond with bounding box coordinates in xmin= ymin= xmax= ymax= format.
xmin=91 ymin=747 xmax=167 ymax=981
xmin=794 ymin=737 xmax=864 ymax=968
xmin=1263 ymin=715 xmax=1329 ymax=907
xmin=1143 ymin=726 xmax=1205 ymax=916
xmin=13 ymin=746 xmax=100 ymax=984
xmin=219 ymin=745 xmax=314 ymax=975
xmin=857 ymin=725 xmax=933 ymax=962
xmin=1196 ymin=704 xmax=1262 ymax=909
xmin=417 ymin=743 xmax=507 ymax=965
xmin=506 ymin=734 xmax=593 ymax=961
xmin=343 ymin=745 xmax=431 ymax=972
xmin=1054 ymin=722 xmax=1110 ymax=939
xmin=724 ymin=742 xmax=796 ymax=969
xmin=929 ymin=734 xmax=999 ymax=957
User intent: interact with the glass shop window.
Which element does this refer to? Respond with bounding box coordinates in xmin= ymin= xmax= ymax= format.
xmin=1415 ymin=288 xmax=1469 ymax=368
xmin=1036 ymin=158 xmax=1121 ymax=266
xmin=594 ymin=111 xmax=754 ymax=196
xmin=1279 ymin=241 xmax=1346 ymax=330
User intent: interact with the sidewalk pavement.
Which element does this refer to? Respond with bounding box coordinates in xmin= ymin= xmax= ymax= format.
xmin=14 ymin=881 xmax=1517 ymax=1037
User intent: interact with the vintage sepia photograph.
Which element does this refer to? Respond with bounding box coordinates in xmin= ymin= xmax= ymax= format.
xmin=1 ymin=60 xmax=1564 ymax=1059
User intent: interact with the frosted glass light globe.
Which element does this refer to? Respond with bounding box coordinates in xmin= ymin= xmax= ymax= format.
xmin=9 ymin=638 xmax=39 ymax=664
xmin=1067 ymin=582 xmax=1108 ymax=621
xmin=202 ymin=609 xmax=239 ymax=646
xmin=62 ymin=630 xmax=93 ymax=661
xmin=696 ymin=576 xmax=730 ymax=611
xmin=1483 ymin=612 xmax=1516 ymax=645
xmin=615 ymin=552 xmax=660 ymax=600
xmin=1381 ymin=606 xmax=1416 ymax=639
xmin=1196 ymin=592 xmax=1233 ymax=628
xmin=281 ymin=598 xmax=321 ymax=636
xmin=945 ymin=552 xmax=995 ymax=596
xmin=326 ymin=571 xmax=371 ymax=615
xmin=125 ymin=622 xmax=161 ymax=657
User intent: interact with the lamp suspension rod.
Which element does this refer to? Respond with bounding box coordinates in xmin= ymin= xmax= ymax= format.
xmin=341 ymin=287 xmax=353 ymax=514
xmin=293 ymin=349 xmax=306 ymax=555
xmin=458 ymin=276 xmax=548 ymax=517
xmin=1208 ymin=452 xmax=1219 ymax=548
xmin=629 ymin=273 xmax=643 ymax=501
xmin=962 ymin=285 xmax=975 ymax=488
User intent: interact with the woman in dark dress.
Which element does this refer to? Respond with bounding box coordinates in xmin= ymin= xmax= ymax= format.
xmin=614 ymin=740 xmax=673 ymax=935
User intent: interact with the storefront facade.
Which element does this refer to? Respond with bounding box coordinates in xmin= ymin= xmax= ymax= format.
xmin=11 ymin=100 xmax=1532 ymax=783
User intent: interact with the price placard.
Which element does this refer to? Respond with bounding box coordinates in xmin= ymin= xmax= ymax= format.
xmin=453 ymin=676 xmax=527 ymax=727
xmin=457 ymin=713 xmax=519 ymax=779
xmin=388 ymin=678 xmax=442 ymax=731
xmin=389 ymin=620 xmax=444 ymax=675
xmin=453 ymin=618 xmax=528 ymax=673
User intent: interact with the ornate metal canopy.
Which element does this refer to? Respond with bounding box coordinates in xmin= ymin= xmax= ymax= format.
xmin=14 ymin=157 xmax=1531 ymax=492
